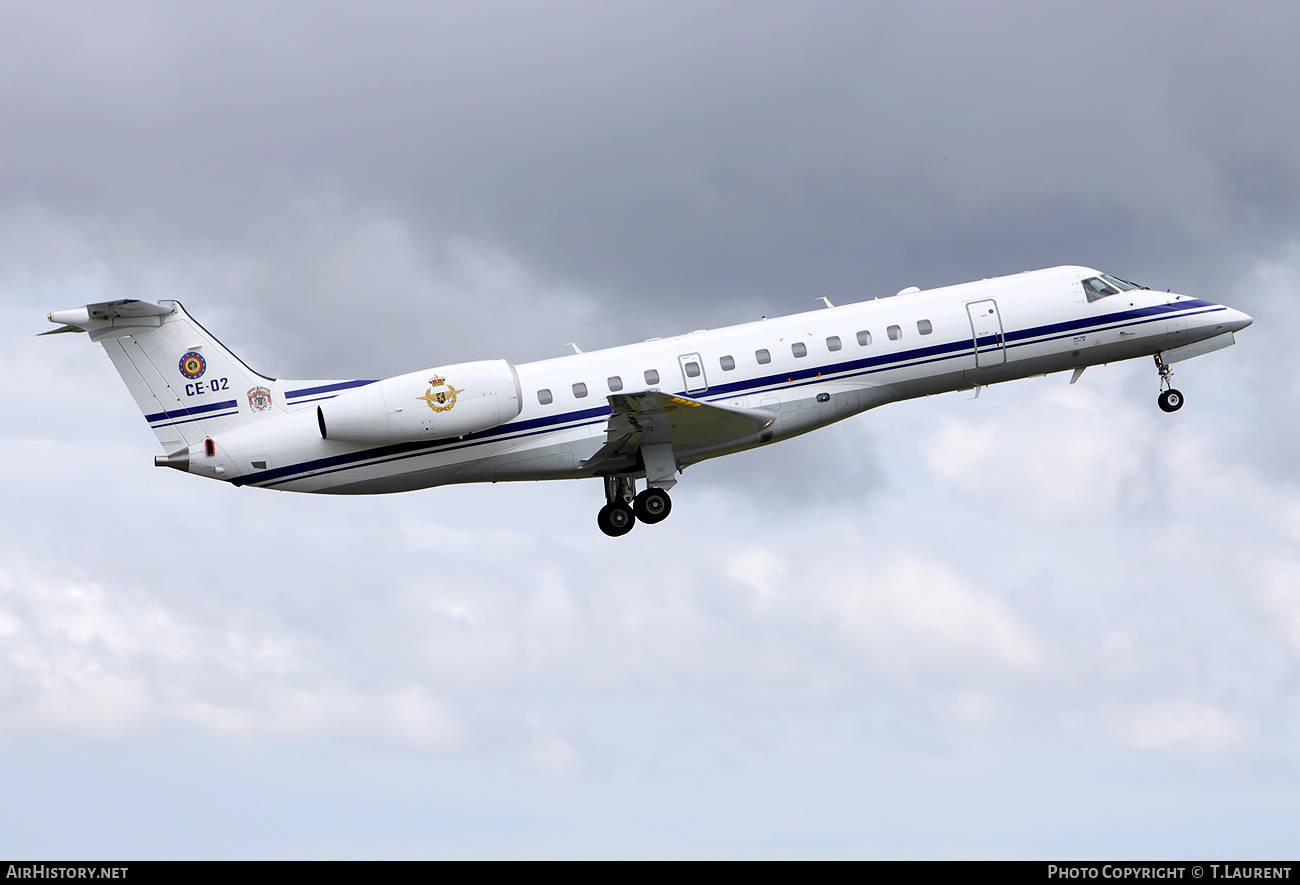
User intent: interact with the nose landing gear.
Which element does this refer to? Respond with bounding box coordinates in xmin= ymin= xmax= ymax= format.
xmin=1154 ymin=353 xmax=1184 ymax=412
xmin=597 ymin=475 xmax=674 ymax=537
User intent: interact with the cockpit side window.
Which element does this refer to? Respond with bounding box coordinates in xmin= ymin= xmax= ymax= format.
xmin=1082 ymin=276 xmax=1119 ymax=302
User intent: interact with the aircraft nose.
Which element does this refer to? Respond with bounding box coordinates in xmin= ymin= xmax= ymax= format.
xmin=1220 ymin=306 xmax=1253 ymax=334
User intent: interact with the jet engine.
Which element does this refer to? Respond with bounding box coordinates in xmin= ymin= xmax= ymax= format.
xmin=317 ymin=359 xmax=522 ymax=444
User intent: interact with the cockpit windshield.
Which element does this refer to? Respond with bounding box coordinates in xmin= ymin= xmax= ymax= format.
xmin=1081 ymin=273 xmax=1146 ymax=302
xmin=1102 ymin=273 xmax=1143 ymax=291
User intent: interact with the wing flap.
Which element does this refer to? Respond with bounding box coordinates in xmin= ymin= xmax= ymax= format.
xmin=583 ymin=390 xmax=773 ymax=472
xmin=607 ymin=390 xmax=774 ymax=447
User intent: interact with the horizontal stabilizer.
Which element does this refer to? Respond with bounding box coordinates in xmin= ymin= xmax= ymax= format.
xmin=46 ymin=300 xmax=175 ymax=338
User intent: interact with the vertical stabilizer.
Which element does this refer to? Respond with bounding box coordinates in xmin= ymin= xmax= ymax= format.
xmin=49 ymin=299 xmax=279 ymax=452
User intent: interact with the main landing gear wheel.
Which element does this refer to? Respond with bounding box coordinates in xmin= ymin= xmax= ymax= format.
xmin=1158 ymin=388 xmax=1184 ymax=413
xmin=633 ymin=488 xmax=672 ymax=524
xmin=597 ymin=502 xmax=635 ymax=537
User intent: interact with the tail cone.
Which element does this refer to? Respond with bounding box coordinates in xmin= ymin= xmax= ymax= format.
xmin=154 ymin=451 xmax=190 ymax=472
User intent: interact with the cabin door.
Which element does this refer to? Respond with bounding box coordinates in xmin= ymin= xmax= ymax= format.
xmin=678 ymin=353 xmax=708 ymax=393
xmin=966 ymin=299 xmax=1007 ymax=368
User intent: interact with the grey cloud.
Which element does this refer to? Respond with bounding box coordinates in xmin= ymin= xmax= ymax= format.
xmin=6 ymin=2 xmax=1300 ymax=314
xmin=5 ymin=0 xmax=1300 ymax=857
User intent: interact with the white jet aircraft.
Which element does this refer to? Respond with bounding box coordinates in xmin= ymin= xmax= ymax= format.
xmin=46 ymin=266 xmax=1251 ymax=536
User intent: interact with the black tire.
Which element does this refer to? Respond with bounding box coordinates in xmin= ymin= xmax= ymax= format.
xmin=633 ymin=488 xmax=673 ymax=524
xmin=597 ymin=502 xmax=636 ymax=537
xmin=1158 ymin=388 xmax=1184 ymax=413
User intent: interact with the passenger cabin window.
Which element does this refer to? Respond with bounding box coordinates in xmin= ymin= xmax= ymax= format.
xmin=887 ymin=324 xmax=902 ymax=341
xmin=684 ymin=360 xmax=701 ymax=378
xmin=720 ymin=355 xmax=736 ymax=371
xmin=572 ymin=382 xmax=588 ymax=398
xmin=537 ymin=389 xmax=553 ymax=405
xmin=1082 ymin=276 xmax=1120 ymax=302
xmin=826 ymin=336 xmax=842 ymax=352
xmin=791 ymin=342 xmax=807 ymax=358
xmin=644 ymin=369 xmax=660 ymax=385
xmin=755 ymin=348 xmax=772 ymax=365
xmin=857 ymin=330 xmax=872 ymax=346
xmin=607 ymin=375 xmax=623 ymax=392
xmin=917 ymin=319 xmax=933 ymax=335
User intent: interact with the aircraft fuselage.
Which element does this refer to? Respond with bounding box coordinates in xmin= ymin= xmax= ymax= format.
xmin=49 ymin=265 xmax=1252 ymax=534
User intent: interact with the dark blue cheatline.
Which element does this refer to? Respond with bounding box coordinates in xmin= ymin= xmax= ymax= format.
xmin=283 ymin=379 xmax=378 ymax=405
xmin=146 ymin=399 xmax=240 ymax=429
xmin=238 ymin=301 xmax=1223 ymax=488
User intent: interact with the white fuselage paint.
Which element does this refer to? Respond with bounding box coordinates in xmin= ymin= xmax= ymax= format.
xmin=165 ymin=265 xmax=1249 ymax=495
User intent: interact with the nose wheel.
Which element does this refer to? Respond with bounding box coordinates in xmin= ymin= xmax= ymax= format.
xmin=596 ymin=476 xmax=674 ymax=536
xmin=1154 ymin=353 xmax=1184 ymax=412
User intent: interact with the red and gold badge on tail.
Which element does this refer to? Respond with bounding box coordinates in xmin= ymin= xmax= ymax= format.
xmin=247 ymin=386 xmax=273 ymax=412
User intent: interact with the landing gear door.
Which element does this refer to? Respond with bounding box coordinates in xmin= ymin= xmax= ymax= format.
xmin=678 ymin=353 xmax=708 ymax=393
xmin=967 ymin=299 xmax=1006 ymax=368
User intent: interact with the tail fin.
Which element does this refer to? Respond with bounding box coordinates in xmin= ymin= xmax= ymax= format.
xmin=47 ymin=299 xmax=279 ymax=453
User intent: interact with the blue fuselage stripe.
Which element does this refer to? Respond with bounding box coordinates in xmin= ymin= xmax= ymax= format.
xmin=284 ymin=379 xmax=378 ymax=400
xmin=234 ymin=300 xmax=1222 ymax=488
xmin=152 ymin=410 xmax=242 ymax=429
xmin=146 ymin=399 xmax=240 ymax=425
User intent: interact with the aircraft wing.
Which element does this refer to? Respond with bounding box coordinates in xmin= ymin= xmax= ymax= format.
xmin=583 ymin=390 xmax=774 ymax=470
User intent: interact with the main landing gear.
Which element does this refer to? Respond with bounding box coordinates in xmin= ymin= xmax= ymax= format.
xmin=597 ymin=476 xmax=674 ymax=537
xmin=1154 ymin=353 xmax=1184 ymax=413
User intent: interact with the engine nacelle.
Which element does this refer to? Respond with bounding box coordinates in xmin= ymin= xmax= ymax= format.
xmin=317 ymin=359 xmax=522 ymax=444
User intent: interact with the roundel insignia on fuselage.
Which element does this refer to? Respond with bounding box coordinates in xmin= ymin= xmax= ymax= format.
xmin=179 ymin=351 xmax=207 ymax=380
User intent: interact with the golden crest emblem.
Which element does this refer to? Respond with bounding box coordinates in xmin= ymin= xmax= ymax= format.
xmin=418 ymin=375 xmax=464 ymax=412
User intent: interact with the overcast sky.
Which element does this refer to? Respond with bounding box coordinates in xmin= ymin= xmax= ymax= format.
xmin=3 ymin=1 xmax=1300 ymax=858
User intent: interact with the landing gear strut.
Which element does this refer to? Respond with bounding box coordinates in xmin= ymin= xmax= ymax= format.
xmin=596 ymin=476 xmax=674 ymax=536
xmin=597 ymin=475 xmax=636 ymax=537
xmin=1154 ymin=353 xmax=1184 ymax=413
